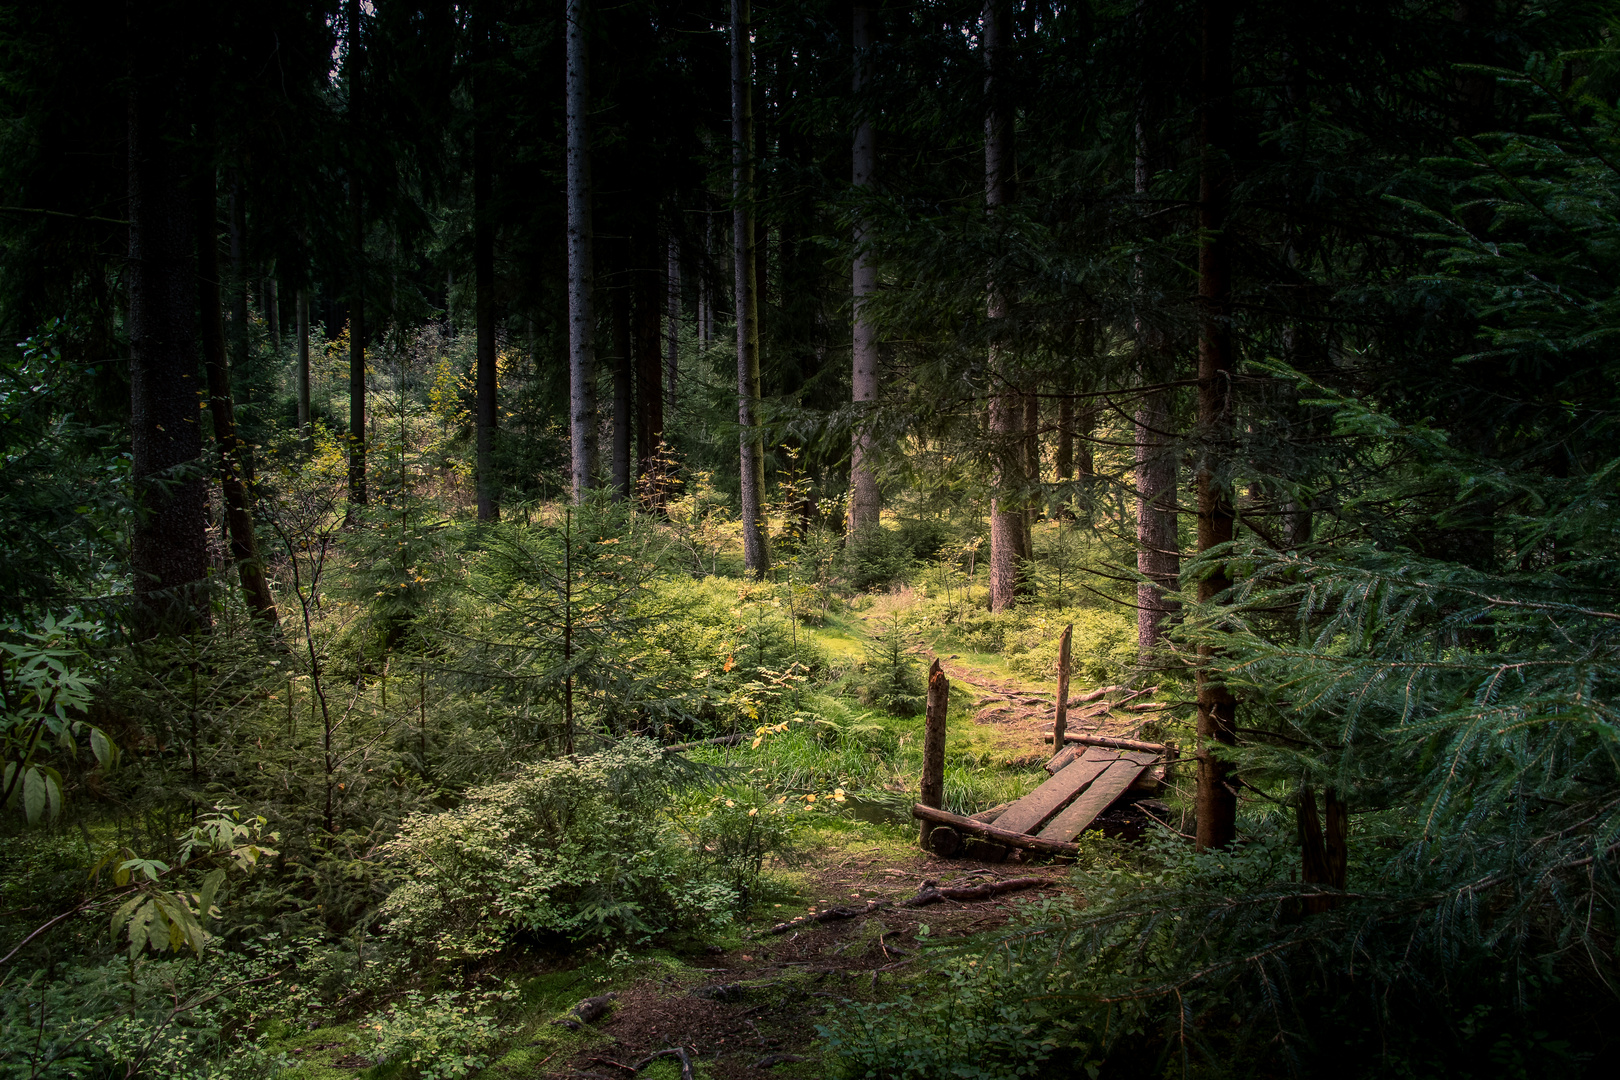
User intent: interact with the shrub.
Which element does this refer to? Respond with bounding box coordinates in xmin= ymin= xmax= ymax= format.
xmin=845 ymin=525 xmax=912 ymax=592
xmin=380 ymin=740 xmax=700 ymax=957
xmin=676 ymin=785 xmax=805 ymax=907
xmin=853 ymin=616 xmax=926 ymax=716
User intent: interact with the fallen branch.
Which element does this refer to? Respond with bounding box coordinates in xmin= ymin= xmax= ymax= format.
xmin=759 ymin=899 xmax=887 ymax=935
xmin=911 ymin=805 xmax=1081 ymax=856
xmin=904 ymin=876 xmax=1048 ymax=907
xmin=1041 ymin=733 xmax=1174 ymax=756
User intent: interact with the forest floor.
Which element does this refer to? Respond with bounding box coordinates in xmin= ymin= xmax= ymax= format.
xmin=272 ymin=585 xmax=1156 ymax=1080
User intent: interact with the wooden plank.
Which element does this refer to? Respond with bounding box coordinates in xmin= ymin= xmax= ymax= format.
xmin=990 ymin=747 xmax=1115 ymax=835
xmin=910 ymin=804 xmax=1080 ymax=856
xmin=1037 ymin=751 xmax=1160 ymax=842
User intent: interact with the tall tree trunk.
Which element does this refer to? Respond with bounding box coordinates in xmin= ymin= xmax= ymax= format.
xmin=733 ymin=0 xmax=768 ymax=576
xmin=228 ymin=177 xmax=250 ymax=391
xmin=1022 ymin=387 xmax=1038 ymax=562
xmin=566 ymin=0 xmax=598 ymax=502
xmin=666 ymin=234 xmax=681 ymax=409
xmin=127 ymin=2 xmax=208 ymax=628
xmin=265 ymin=276 xmax=280 ymax=353
xmin=611 ymin=257 xmax=633 ymax=498
xmin=635 ymin=230 xmax=665 ymax=486
xmin=1134 ymin=6 xmax=1180 ymax=660
xmin=703 ymin=206 xmax=717 ymax=345
xmin=848 ymin=4 xmax=881 ymax=535
xmin=296 ymin=288 xmax=311 ymax=449
xmin=195 ymin=140 xmax=278 ymax=627
xmin=473 ymin=21 xmax=498 ymax=522
xmin=1194 ymin=0 xmax=1237 ymax=852
xmin=984 ymin=0 xmax=1020 ymax=612
xmin=345 ymin=0 xmax=367 ymax=509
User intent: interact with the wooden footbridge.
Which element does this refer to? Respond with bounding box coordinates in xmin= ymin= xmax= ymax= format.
xmin=909 ymin=633 xmax=1174 ymax=859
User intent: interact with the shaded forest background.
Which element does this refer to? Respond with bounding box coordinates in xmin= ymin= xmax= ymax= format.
xmin=4 ymin=0 xmax=1620 ymax=1077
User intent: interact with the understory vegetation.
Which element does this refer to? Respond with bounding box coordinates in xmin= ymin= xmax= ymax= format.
xmin=7 ymin=1 xmax=1620 ymax=1077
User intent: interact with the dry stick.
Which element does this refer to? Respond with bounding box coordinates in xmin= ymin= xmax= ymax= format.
xmin=917 ymin=659 xmax=949 ymax=849
xmin=1053 ymin=623 xmax=1073 ymax=747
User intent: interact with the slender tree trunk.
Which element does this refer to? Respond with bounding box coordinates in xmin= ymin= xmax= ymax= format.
xmin=1056 ymin=369 xmax=1073 ymax=486
xmin=635 ymin=229 xmax=664 ymax=483
xmin=473 ymin=24 xmax=498 ymax=522
xmin=733 ymin=0 xmax=768 ymax=576
xmin=1194 ymin=0 xmax=1237 ymax=853
xmin=703 ymin=206 xmax=717 ymax=345
xmin=984 ymin=0 xmax=1020 ymax=612
xmin=127 ymin=2 xmax=208 ymax=628
xmin=195 ymin=142 xmax=278 ymax=627
xmin=848 ymin=4 xmax=881 ymax=535
xmin=1134 ymin=9 xmax=1180 ymax=660
xmin=296 ymin=289 xmax=311 ymax=448
xmin=266 ymin=276 xmax=280 ymax=353
xmin=566 ymin=0 xmax=598 ymax=502
xmin=611 ymin=258 xmax=633 ymax=498
xmin=667 ymin=234 xmax=681 ymax=409
xmin=1022 ymin=387 xmax=1038 ymax=562
xmin=345 ymin=0 xmax=367 ymax=509
xmin=228 ymin=177 xmax=250 ymax=385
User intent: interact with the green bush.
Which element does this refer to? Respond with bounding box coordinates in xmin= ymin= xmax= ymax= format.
xmin=675 ymin=785 xmax=806 ymax=906
xmin=380 ymin=739 xmax=704 ymax=957
xmin=845 ymin=525 xmax=912 ymax=592
xmin=853 ymin=615 xmax=926 ymax=716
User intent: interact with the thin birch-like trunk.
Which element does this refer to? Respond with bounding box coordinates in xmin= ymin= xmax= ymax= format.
xmin=474 ymin=17 xmax=499 ymax=522
xmin=848 ymin=4 xmax=881 ymax=535
xmin=984 ymin=0 xmax=1020 ymax=612
xmin=733 ymin=0 xmax=768 ymax=575
xmin=566 ymin=0 xmax=598 ymax=501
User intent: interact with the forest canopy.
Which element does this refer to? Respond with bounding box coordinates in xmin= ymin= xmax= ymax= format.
xmin=3 ymin=1 xmax=1619 ymax=1078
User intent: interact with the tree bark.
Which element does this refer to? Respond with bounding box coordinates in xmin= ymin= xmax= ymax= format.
xmin=733 ymin=0 xmax=768 ymax=575
xmin=296 ymin=289 xmax=311 ymax=448
xmin=1194 ymin=0 xmax=1237 ymax=853
xmin=984 ymin=0 xmax=1020 ymax=612
xmin=635 ymin=230 xmax=665 ymax=485
xmin=1053 ymin=623 xmax=1072 ymax=746
xmin=611 ymin=257 xmax=632 ymax=499
xmin=566 ymin=0 xmax=598 ymax=501
xmin=848 ymin=4 xmax=881 ymax=536
xmin=473 ymin=17 xmax=499 ymax=522
xmin=266 ymin=276 xmax=280 ymax=353
xmin=666 ymin=234 xmax=681 ymax=409
xmin=127 ymin=1 xmax=209 ymax=629
xmin=195 ymin=115 xmax=278 ymax=628
xmin=345 ymin=0 xmax=367 ymax=509
xmin=917 ymin=658 xmax=949 ymax=848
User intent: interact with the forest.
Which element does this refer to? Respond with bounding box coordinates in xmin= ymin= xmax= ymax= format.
xmin=3 ymin=0 xmax=1619 ymax=1076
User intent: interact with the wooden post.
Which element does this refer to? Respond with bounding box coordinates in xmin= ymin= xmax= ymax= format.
xmin=918 ymin=658 xmax=949 ymax=849
xmin=1053 ymin=623 xmax=1073 ymax=748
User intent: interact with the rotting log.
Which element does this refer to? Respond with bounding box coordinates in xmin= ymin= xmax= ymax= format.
xmin=918 ymin=659 xmax=949 ymax=849
xmin=1045 ymin=744 xmax=1081 ymax=775
xmin=1043 ymin=733 xmax=1175 ymax=756
xmin=928 ymin=825 xmax=961 ymax=857
xmin=1053 ymin=623 xmax=1073 ymax=747
xmin=911 ymin=804 xmax=1080 ymax=856
xmin=554 ymin=992 xmax=617 ymax=1030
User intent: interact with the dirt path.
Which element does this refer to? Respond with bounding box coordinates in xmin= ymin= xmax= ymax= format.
xmin=545 ymin=856 xmax=1073 ymax=1079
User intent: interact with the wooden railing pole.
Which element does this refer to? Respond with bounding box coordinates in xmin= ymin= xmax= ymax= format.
xmin=918 ymin=658 xmax=949 ymax=848
xmin=1053 ymin=623 xmax=1073 ymax=748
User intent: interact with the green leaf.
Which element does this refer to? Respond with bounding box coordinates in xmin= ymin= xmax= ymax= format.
xmin=89 ymin=727 xmax=115 ymax=770
xmin=198 ymin=868 xmax=226 ymax=921
xmin=22 ymin=767 xmax=44 ymax=824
